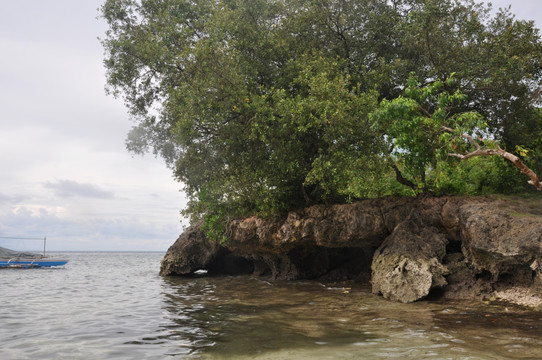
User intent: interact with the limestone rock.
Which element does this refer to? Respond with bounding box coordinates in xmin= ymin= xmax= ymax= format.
xmin=159 ymin=221 xmax=252 ymax=276
xmin=459 ymin=200 xmax=542 ymax=285
xmin=160 ymin=221 xmax=214 ymax=276
xmin=160 ymin=195 xmax=542 ymax=307
xmin=371 ymin=219 xmax=449 ymax=303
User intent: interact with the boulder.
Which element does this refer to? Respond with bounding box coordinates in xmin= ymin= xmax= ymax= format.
xmin=371 ymin=218 xmax=449 ymax=303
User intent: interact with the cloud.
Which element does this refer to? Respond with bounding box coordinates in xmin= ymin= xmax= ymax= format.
xmin=0 ymin=192 xmax=26 ymax=204
xmin=0 ymin=1 xmax=186 ymax=251
xmin=0 ymin=205 xmax=180 ymax=251
xmin=43 ymin=179 xmax=115 ymax=199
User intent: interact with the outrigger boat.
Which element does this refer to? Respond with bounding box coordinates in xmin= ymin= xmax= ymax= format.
xmin=0 ymin=237 xmax=68 ymax=269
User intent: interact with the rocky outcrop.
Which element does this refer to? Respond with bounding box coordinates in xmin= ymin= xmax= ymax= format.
xmin=160 ymin=220 xmax=253 ymax=276
xmin=460 ymin=201 xmax=542 ymax=285
xmin=160 ymin=221 xmax=214 ymax=276
xmin=160 ymin=195 xmax=542 ymax=307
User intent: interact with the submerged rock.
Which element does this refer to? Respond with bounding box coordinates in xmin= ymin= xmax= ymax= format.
xmin=160 ymin=195 xmax=542 ymax=308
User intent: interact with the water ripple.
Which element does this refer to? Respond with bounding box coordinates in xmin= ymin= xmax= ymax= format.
xmin=1 ymin=252 xmax=541 ymax=359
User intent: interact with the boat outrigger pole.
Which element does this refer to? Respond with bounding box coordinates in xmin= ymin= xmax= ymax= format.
xmin=0 ymin=236 xmax=48 ymax=255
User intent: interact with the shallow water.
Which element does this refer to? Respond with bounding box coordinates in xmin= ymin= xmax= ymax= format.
xmin=1 ymin=252 xmax=541 ymax=359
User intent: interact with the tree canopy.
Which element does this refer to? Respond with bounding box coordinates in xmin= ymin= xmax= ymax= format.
xmin=101 ymin=0 xmax=542 ymax=239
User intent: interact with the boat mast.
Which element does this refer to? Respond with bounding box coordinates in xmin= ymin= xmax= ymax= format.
xmin=43 ymin=237 xmax=46 ymax=256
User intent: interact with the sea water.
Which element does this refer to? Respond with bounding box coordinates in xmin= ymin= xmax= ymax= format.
xmin=1 ymin=252 xmax=541 ymax=359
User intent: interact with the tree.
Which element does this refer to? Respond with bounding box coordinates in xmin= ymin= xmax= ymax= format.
xmin=393 ymin=1 xmax=542 ymax=176
xmin=371 ymin=75 xmax=542 ymax=193
xmin=101 ymin=0 xmax=542 ymax=238
xmin=101 ymin=0 xmax=391 ymax=224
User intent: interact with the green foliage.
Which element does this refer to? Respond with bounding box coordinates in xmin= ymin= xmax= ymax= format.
xmin=371 ymin=74 xmax=484 ymax=192
xmin=194 ymin=186 xmax=233 ymax=244
xmin=372 ymin=73 xmax=542 ymax=195
xmin=101 ymin=0 xmax=542 ymax=240
xmin=429 ymin=157 xmax=525 ymax=195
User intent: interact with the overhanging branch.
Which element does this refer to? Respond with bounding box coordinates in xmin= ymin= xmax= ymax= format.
xmin=441 ymin=126 xmax=542 ymax=190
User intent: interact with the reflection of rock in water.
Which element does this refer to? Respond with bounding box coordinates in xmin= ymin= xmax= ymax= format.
xmin=161 ymin=195 xmax=542 ymax=308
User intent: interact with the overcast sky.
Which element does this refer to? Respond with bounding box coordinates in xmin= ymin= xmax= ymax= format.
xmin=0 ymin=1 xmax=540 ymax=252
xmin=0 ymin=0 xmax=187 ymax=251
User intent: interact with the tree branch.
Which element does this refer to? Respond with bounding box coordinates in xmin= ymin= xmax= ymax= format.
xmin=440 ymin=125 xmax=480 ymax=150
xmin=392 ymin=164 xmax=417 ymax=191
xmin=441 ymin=126 xmax=542 ymax=190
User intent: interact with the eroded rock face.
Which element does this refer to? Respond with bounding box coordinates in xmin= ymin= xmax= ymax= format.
xmin=459 ymin=201 xmax=542 ymax=284
xmin=371 ymin=219 xmax=449 ymax=303
xmin=160 ymin=221 xmax=215 ymax=276
xmin=159 ymin=220 xmax=253 ymax=277
xmin=160 ymin=196 xmax=542 ymax=307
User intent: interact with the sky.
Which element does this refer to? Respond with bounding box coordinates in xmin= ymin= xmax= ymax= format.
xmin=0 ymin=1 xmax=187 ymax=251
xmin=0 ymin=0 xmax=541 ymax=252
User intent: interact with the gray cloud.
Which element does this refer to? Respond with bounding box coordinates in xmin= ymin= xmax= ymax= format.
xmin=0 ymin=205 xmax=179 ymax=251
xmin=0 ymin=193 xmax=26 ymax=204
xmin=44 ymin=179 xmax=115 ymax=199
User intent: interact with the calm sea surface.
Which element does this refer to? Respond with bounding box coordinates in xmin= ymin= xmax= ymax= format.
xmin=1 ymin=252 xmax=541 ymax=359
